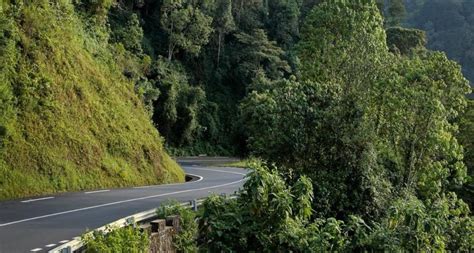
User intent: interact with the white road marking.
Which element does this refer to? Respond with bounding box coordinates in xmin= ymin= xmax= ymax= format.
xmin=59 ymin=240 xmax=69 ymax=244
xmin=84 ymin=190 xmax=110 ymax=194
xmin=21 ymin=197 xmax=54 ymax=203
xmin=0 ymin=176 xmax=245 ymax=227
xmin=45 ymin=244 xmax=56 ymax=248
xmin=133 ymin=173 xmax=204 ymax=189
xmin=30 ymin=248 xmax=42 ymax=252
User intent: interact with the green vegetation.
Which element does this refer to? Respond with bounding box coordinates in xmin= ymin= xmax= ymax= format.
xmin=157 ymin=202 xmax=198 ymax=252
xmin=458 ymin=99 xmax=474 ymax=207
xmin=83 ymin=225 xmax=150 ymax=253
xmin=209 ymin=0 xmax=473 ymax=251
xmin=198 ymin=163 xmax=473 ymax=252
xmin=0 ymin=1 xmax=183 ymax=200
xmin=2 ymin=0 xmax=474 ymax=251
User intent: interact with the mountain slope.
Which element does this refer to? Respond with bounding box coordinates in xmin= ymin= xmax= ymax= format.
xmin=0 ymin=1 xmax=184 ymax=200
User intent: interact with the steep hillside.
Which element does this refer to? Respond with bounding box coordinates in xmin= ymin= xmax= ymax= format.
xmin=0 ymin=1 xmax=184 ymax=200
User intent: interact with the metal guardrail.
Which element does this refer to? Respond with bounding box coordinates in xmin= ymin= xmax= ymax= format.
xmin=48 ymin=196 xmax=232 ymax=253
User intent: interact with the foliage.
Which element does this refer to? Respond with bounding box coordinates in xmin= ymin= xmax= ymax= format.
xmin=386 ymin=0 xmax=406 ymax=27
xmin=297 ymin=0 xmax=387 ymax=86
xmin=368 ymin=193 xmax=474 ymax=251
xmin=458 ymin=99 xmax=474 ymax=207
xmin=199 ymin=162 xmax=316 ymax=252
xmin=109 ymin=12 xmax=144 ymax=55
xmin=243 ymin=0 xmax=392 ymax=218
xmin=266 ymin=0 xmax=300 ymax=48
xmin=199 ymin=163 xmax=474 ymax=252
xmin=241 ymin=76 xmax=392 ymax=218
xmin=0 ymin=5 xmax=17 ymax=149
xmin=234 ymin=29 xmax=291 ymax=83
xmin=386 ymin=27 xmax=426 ymax=55
xmin=243 ymin=0 xmax=471 ymax=223
xmin=83 ymin=225 xmax=150 ymax=253
xmin=213 ymin=0 xmax=235 ymax=65
xmin=157 ymin=201 xmax=198 ymax=253
xmin=161 ymin=0 xmax=213 ymax=60
xmin=150 ymin=58 xmax=205 ymax=147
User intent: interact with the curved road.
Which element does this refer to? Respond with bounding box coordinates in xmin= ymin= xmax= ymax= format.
xmin=0 ymin=158 xmax=246 ymax=252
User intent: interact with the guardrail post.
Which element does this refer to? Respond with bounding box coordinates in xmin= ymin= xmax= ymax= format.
xmin=126 ymin=217 xmax=135 ymax=226
xmin=60 ymin=246 xmax=71 ymax=253
xmin=191 ymin=199 xmax=198 ymax=211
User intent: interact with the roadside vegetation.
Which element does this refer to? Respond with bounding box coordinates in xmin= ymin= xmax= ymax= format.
xmin=101 ymin=161 xmax=471 ymax=252
xmin=83 ymin=0 xmax=472 ymax=251
xmin=2 ymin=0 xmax=473 ymax=251
xmin=83 ymin=226 xmax=150 ymax=253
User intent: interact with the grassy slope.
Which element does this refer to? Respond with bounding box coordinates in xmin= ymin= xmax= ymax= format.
xmin=0 ymin=2 xmax=184 ymax=200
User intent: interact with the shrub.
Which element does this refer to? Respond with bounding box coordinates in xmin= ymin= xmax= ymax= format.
xmin=83 ymin=225 xmax=149 ymax=253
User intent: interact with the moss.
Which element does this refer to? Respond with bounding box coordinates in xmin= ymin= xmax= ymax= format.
xmin=0 ymin=1 xmax=184 ymax=200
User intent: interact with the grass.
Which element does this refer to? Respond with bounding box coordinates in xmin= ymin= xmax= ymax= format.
xmin=0 ymin=2 xmax=184 ymax=200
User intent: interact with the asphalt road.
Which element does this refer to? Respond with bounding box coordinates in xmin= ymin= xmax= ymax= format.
xmin=0 ymin=158 xmax=246 ymax=252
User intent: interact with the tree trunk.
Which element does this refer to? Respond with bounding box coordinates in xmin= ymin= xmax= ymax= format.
xmin=168 ymin=43 xmax=174 ymax=61
xmin=217 ymin=32 xmax=222 ymax=66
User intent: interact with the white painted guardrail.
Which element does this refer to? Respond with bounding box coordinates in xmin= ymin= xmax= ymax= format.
xmin=48 ymin=196 xmax=230 ymax=253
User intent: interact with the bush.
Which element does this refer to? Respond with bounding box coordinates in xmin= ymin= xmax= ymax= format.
xmin=83 ymin=225 xmax=149 ymax=253
xmin=198 ymin=163 xmax=474 ymax=252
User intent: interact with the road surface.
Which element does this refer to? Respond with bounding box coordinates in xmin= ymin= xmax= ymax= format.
xmin=0 ymin=158 xmax=246 ymax=252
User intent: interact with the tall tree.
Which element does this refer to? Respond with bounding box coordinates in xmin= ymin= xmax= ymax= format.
xmin=297 ymin=0 xmax=387 ymax=88
xmin=161 ymin=0 xmax=213 ymax=60
xmin=386 ymin=0 xmax=406 ymax=27
xmin=213 ymin=0 xmax=235 ymax=66
xmin=266 ymin=0 xmax=300 ymax=48
xmin=234 ymin=29 xmax=290 ymax=84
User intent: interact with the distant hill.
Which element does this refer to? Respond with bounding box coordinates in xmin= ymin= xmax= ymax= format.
xmin=0 ymin=2 xmax=184 ymax=200
xmin=406 ymin=0 xmax=474 ymax=88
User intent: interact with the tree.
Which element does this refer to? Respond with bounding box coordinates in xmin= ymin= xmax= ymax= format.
xmin=232 ymin=0 xmax=266 ymax=31
xmin=386 ymin=0 xmax=406 ymax=27
xmin=458 ymin=99 xmax=474 ymax=207
xmin=266 ymin=0 xmax=300 ymax=48
xmin=151 ymin=59 xmax=205 ymax=146
xmin=243 ymin=0 xmax=471 ymax=219
xmin=199 ymin=162 xmax=316 ymax=252
xmin=213 ymin=0 xmax=235 ymax=66
xmin=110 ymin=13 xmax=144 ymax=55
xmin=374 ymin=52 xmax=470 ymax=199
xmin=297 ymin=0 xmax=387 ymax=88
xmin=199 ymin=163 xmax=474 ymax=251
xmin=161 ymin=0 xmax=213 ymax=60
xmin=241 ymin=76 xmax=392 ymax=218
xmin=234 ymin=29 xmax=290 ymax=84
xmin=386 ymin=27 xmax=426 ymax=55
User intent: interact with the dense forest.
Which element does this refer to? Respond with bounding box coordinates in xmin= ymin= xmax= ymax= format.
xmin=405 ymin=0 xmax=474 ymax=89
xmin=1 ymin=0 xmax=473 ymax=251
